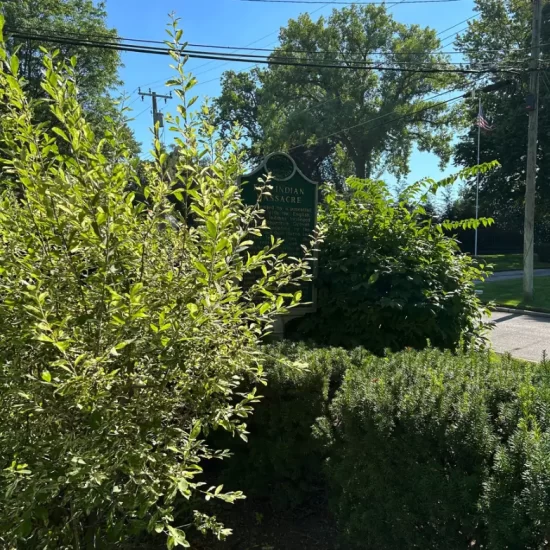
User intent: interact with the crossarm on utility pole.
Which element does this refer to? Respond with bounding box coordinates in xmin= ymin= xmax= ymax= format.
xmin=138 ymin=88 xmax=172 ymax=145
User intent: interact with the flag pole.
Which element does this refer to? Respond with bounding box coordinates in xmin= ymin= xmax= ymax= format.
xmin=475 ymin=95 xmax=481 ymax=257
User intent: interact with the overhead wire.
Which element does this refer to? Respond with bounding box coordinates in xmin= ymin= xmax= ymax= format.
xmin=9 ymin=17 xmax=482 ymax=56
xmin=6 ymin=24 xmax=482 ymax=55
xmin=9 ymin=11 xmax=521 ymax=144
xmin=7 ymin=29 xmax=525 ymax=74
xmin=288 ymin=87 xmax=467 ymax=151
xmin=3 ymin=12 xmax=487 ymax=104
xmin=192 ymin=5 xmax=333 ymax=79
xmin=133 ymin=105 xmax=151 ymax=119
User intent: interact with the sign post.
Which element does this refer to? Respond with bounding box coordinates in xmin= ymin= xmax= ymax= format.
xmin=240 ymin=152 xmax=319 ymax=336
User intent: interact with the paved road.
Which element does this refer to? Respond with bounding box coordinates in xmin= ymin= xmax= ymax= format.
xmin=488 ymin=311 xmax=550 ymax=362
xmin=486 ymin=269 xmax=550 ymax=282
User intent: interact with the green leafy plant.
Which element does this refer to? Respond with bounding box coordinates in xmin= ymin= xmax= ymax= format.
xmin=215 ymin=342 xmax=361 ymax=510
xmin=288 ymin=169 xmax=496 ymax=354
xmin=218 ymin=343 xmax=550 ymax=548
xmin=326 ymin=347 xmax=536 ymax=549
xmin=0 ymin=17 xmax=320 ymax=549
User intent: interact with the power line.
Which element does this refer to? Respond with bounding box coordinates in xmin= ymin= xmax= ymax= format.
xmin=133 ymin=12 xmax=480 ymax=95
xmin=6 ymin=11 xmax=481 ymax=99
xmin=76 ymin=43 xmax=505 ymax=67
xmin=289 ymin=88 xmax=466 ymax=151
xmin=161 ymin=2 xmax=331 ymax=80
xmin=435 ymin=15 xmax=478 ymax=37
xmin=7 ymin=15 xmax=480 ymax=52
xmin=7 ymin=30 xmax=526 ymax=75
xmin=287 ymin=78 xmax=515 ymax=155
xmin=8 ymin=23 xmax=492 ymax=57
xmin=133 ymin=105 xmax=151 ymax=119
xmin=192 ymin=29 xmax=279 ymax=75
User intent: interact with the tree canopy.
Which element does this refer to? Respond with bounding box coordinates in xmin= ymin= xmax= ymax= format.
xmin=453 ymin=0 xmax=550 ymax=241
xmin=216 ymin=5 xmax=462 ymax=183
xmin=2 ymin=0 xmax=120 ymax=102
xmin=0 ymin=0 xmax=138 ymax=153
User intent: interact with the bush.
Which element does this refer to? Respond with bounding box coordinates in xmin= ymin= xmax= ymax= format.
xmin=216 ymin=343 xmax=363 ymax=510
xmin=537 ymin=243 xmax=550 ymax=262
xmin=218 ymin=343 xmax=550 ymax=549
xmin=0 ymin=19 xmax=318 ymax=549
xmin=328 ymin=348 xmax=550 ymax=549
xmin=482 ymin=364 xmax=550 ymax=549
xmin=287 ymin=177 xmax=493 ymax=354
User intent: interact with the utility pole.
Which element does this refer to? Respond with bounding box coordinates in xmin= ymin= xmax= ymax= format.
xmin=138 ymin=88 xmax=172 ymax=144
xmin=523 ymin=0 xmax=543 ymax=302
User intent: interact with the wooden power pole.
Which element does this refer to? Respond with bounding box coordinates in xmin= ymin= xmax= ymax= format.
xmin=138 ymin=88 xmax=172 ymax=144
xmin=523 ymin=0 xmax=543 ymax=301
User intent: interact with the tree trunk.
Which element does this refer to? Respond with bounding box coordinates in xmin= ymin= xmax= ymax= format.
xmin=354 ymin=156 xmax=366 ymax=179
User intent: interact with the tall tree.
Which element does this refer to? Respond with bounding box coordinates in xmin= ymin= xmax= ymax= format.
xmin=216 ymin=5 xmax=461 ymax=182
xmin=453 ymin=0 xmax=550 ymax=241
xmin=2 ymin=0 xmax=120 ymax=103
xmin=0 ymin=0 xmax=138 ymax=153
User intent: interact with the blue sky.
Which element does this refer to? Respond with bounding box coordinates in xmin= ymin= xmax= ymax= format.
xmin=105 ymin=0 xmax=478 ymax=193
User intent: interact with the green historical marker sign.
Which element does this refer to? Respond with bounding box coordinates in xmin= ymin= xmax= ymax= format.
xmin=240 ymin=152 xmax=318 ymax=313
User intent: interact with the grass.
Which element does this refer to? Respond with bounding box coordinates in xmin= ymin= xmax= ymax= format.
xmin=478 ymin=275 xmax=550 ymax=312
xmin=475 ymin=254 xmax=550 ymax=272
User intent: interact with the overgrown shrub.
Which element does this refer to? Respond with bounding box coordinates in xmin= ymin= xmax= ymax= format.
xmin=288 ymin=176 xmax=494 ymax=354
xmin=0 ymin=19 xmax=319 ymax=549
xmin=327 ymin=348 xmax=550 ymax=549
xmin=216 ymin=343 xmax=363 ymax=510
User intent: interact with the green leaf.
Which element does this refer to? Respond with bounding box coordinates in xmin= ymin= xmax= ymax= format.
xmin=96 ymin=210 xmax=107 ymax=225
xmin=167 ymin=526 xmax=189 ymax=548
xmin=177 ymin=478 xmax=189 ymax=496
xmin=130 ymin=282 xmax=144 ymax=297
xmin=190 ymin=420 xmax=201 ymax=440
xmin=368 ymin=272 xmax=380 ymax=285
xmin=54 ymin=341 xmax=70 ymax=353
xmin=193 ymin=261 xmax=209 ymax=276
xmin=215 ymin=238 xmax=229 ymax=252
xmin=41 ymin=371 xmax=52 ymax=383
xmin=10 ymin=52 xmax=19 ymax=75
xmin=206 ymin=220 xmax=217 ymax=238
xmin=51 ymin=127 xmax=70 ymax=142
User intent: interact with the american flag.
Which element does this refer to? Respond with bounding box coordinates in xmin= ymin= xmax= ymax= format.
xmin=476 ymin=104 xmax=494 ymax=131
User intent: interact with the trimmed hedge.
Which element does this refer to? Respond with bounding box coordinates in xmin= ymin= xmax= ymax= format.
xmin=329 ymin=348 xmax=529 ymax=549
xmin=219 ymin=344 xmax=550 ymax=549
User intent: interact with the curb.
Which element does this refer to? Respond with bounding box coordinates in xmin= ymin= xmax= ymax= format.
xmin=493 ymin=306 xmax=550 ymax=319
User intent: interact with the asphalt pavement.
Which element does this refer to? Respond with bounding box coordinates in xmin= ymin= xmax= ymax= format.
xmin=486 ymin=269 xmax=550 ymax=282
xmin=488 ymin=310 xmax=550 ymax=362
